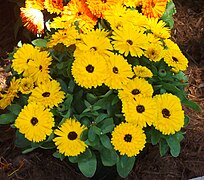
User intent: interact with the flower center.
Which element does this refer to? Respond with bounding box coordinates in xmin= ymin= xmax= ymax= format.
xmin=39 ymin=65 xmax=42 ymax=71
xmin=132 ymin=89 xmax=140 ymax=95
xmin=68 ymin=131 xmax=78 ymax=140
xmin=136 ymin=105 xmax=145 ymax=113
xmin=31 ymin=117 xmax=38 ymax=126
xmin=162 ymin=108 xmax=171 ymax=118
xmin=86 ymin=64 xmax=94 ymax=73
xmin=90 ymin=47 xmax=97 ymax=51
xmin=101 ymin=0 xmax=107 ymax=3
xmin=172 ymin=57 xmax=179 ymax=62
xmin=124 ymin=134 xmax=132 ymax=142
xmin=42 ymin=92 xmax=50 ymax=97
xmin=27 ymin=58 xmax=33 ymax=63
xmin=113 ymin=67 xmax=119 ymax=74
xmin=127 ymin=40 xmax=133 ymax=45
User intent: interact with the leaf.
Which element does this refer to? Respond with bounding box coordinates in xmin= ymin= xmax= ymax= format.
xmin=22 ymin=147 xmax=37 ymax=154
xmin=32 ymin=39 xmax=47 ymax=47
xmin=159 ymin=138 xmax=169 ymax=156
xmin=184 ymin=115 xmax=190 ymax=127
xmin=7 ymin=104 xmax=22 ymax=116
xmin=166 ymin=135 xmax=181 ymax=157
xmin=56 ymin=78 xmax=68 ymax=93
xmin=64 ymin=94 xmax=73 ymax=110
xmin=100 ymin=148 xmax=119 ymax=166
xmin=40 ymin=142 xmax=55 ymax=149
xmin=78 ymin=148 xmax=93 ymax=162
xmin=15 ymin=130 xmax=30 ymax=148
xmin=151 ymin=128 xmax=162 ymax=145
xmin=78 ymin=153 xmax=97 ymax=177
xmin=80 ymin=129 xmax=88 ymax=141
xmin=100 ymin=135 xmax=113 ymax=149
xmin=116 ymin=155 xmax=135 ymax=178
xmin=95 ymin=114 xmax=109 ymax=124
xmin=0 ymin=114 xmax=17 ymax=125
xmin=181 ymin=98 xmax=201 ymax=111
xmin=88 ymin=126 xmax=97 ymax=142
xmin=53 ymin=152 xmax=65 ymax=161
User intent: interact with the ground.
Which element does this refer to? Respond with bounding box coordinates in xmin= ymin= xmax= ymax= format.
xmin=0 ymin=0 xmax=204 ymax=179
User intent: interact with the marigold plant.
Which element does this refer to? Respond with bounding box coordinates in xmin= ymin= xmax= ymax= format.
xmin=0 ymin=0 xmax=201 ymax=178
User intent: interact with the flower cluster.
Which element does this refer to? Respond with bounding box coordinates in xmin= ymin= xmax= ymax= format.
xmin=0 ymin=0 xmax=200 ymax=178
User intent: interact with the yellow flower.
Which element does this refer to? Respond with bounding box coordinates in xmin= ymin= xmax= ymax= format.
xmin=28 ymin=80 xmax=65 ymax=108
xmin=112 ymin=24 xmax=149 ymax=57
xmin=53 ymin=118 xmax=87 ymax=156
xmin=144 ymin=43 xmax=164 ymax=62
xmin=153 ymin=93 xmax=184 ymax=135
xmin=111 ymin=122 xmax=146 ymax=157
xmin=25 ymin=0 xmax=45 ymax=10
xmin=44 ymin=0 xmax=63 ymax=14
xmin=72 ymin=53 xmax=107 ymax=89
xmin=133 ymin=65 xmax=153 ymax=78
xmin=142 ymin=0 xmax=168 ymax=18
xmin=123 ymin=0 xmax=142 ymax=7
xmin=18 ymin=77 xmax=34 ymax=94
xmin=122 ymin=96 xmax=157 ymax=127
xmin=104 ymin=54 xmax=134 ymax=89
xmin=15 ymin=103 xmax=54 ymax=142
xmin=20 ymin=7 xmax=44 ymax=35
xmin=118 ymin=77 xmax=153 ymax=101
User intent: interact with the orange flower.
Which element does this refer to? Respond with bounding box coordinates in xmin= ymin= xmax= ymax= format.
xmin=86 ymin=0 xmax=122 ymax=18
xmin=142 ymin=0 xmax=168 ymax=18
xmin=20 ymin=7 xmax=44 ymax=35
xmin=44 ymin=0 xmax=64 ymax=14
xmin=25 ymin=0 xmax=45 ymax=10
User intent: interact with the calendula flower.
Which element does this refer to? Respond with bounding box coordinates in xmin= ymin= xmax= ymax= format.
xmin=44 ymin=0 xmax=63 ymax=14
xmin=133 ymin=65 xmax=153 ymax=78
xmin=118 ymin=77 xmax=153 ymax=102
xmin=144 ymin=43 xmax=164 ymax=62
xmin=72 ymin=53 xmax=107 ymax=88
xmin=105 ymin=54 xmax=134 ymax=89
xmin=28 ymin=80 xmax=65 ymax=108
xmin=86 ymin=0 xmax=121 ymax=18
xmin=0 ymin=78 xmax=19 ymax=109
xmin=53 ymin=118 xmax=87 ymax=156
xmin=20 ymin=7 xmax=44 ymax=35
xmin=142 ymin=0 xmax=168 ymax=18
xmin=112 ymin=24 xmax=149 ymax=57
xmin=153 ymin=93 xmax=184 ymax=135
xmin=15 ymin=103 xmax=54 ymax=142
xmin=147 ymin=18 xmax=170 ymax=39
xmin=123 ymin=0 xmax=142 ymax=8
xmin=163 ymin=48 xmax=188 ymax=72
xmin=18 ymin=77 xmax=34 ymax=94
xmin=111 ymin=122 xmax=146 ymax=157
xmin=164 ymin=39 xmax=181 ymax=52
xmin=74 ymin=29 xmax=112 ymax=59
xmin=25 ymin=0 xmax=45 ymax=10
xmin=12 ymin=44 xmax=39 ymax=75
xmin=122 ymin=96 xmax=157 ymax=127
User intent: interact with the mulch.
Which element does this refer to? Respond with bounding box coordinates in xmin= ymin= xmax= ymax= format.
xmin=0 ymin=0 xmax=204 ymax=179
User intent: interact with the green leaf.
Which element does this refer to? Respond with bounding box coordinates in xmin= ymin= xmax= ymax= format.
xmin=95 ymin=114 xmax=109 ymax=124
xmin=53 ymin=152 xmax=65 ymax=161
xmin=0 ymin=114 xmax=17 ymax=125
xmin=80 ymin=129 xmax=88 ymax=141
xmin=151 ymin=128 xmax=162 ymax=145
xmin=78 ymin=148 xmax=93 ymax=162
xmin=40 ymin=142 xmax=55 ymax=149
xmin=184 ymin=115 xmax=190 ymax=127
xmin=56 ymin=78 xmax=68 ymax=93
xmin=100 ymin=148 xmax=119 ymax=166
xmin=64 ymin=94 xmax=73 ymax=110
xmin=78 ymin=153 xmax=97 ymax=177
xmin=22 ymin=147 xmax=37 ymax=154
xmin=15 ymin=130 xmax=30 ymax=148
xmin=32 ymin=39 xmax=47 ymax=47
xmin=100 ymin=135 xmax=113 ymax=149
xmin=181 ymin=98 xmax=201 ymax=111
xmin=101 ymin=124 xmax=115 ymax=134
xmin=116 ymin=155 xmax=135 ymax=178
xmin=88 ymin=126 xmax=97 ymax=142
xmin=92 ymin=126 xmax=101 ymax=135
xmin=159 ymin=138 xmax=169 ymax=156
xmin=165 ymin=135 xmax=181 ymax=157
xmin=7 ymin=104 xmax=22 ymax=116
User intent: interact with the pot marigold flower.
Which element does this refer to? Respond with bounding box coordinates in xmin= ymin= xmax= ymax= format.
xmin=15 ymin=103 xmax=54 ymax=142
xmin=153 ymin=93 xmax=184 ymax=135
xmin=20 ymin=7 xmax=44 ymax=35
xmin=44 ymin=0 xmax=63 ymax=14
xmin=28 ymin=80 xmax=65 ymax=108
xmin=111 ymin=122 xmax=146 ymax=157
xmin=53 ymin=118 xmax=87 ymax=156
xmin=18 ymin=77 xmax=34 ymax=94
xmin=133 ymin=65 xmax=153 ymax=78
xmin=104 ymin=53 xmax=134 ymax=89
xmin=122 ymin=96 xmax=157 ymax=127
xmin=123 ymin=0 xmax=142 ymax=8
xmin=142 ymin=0 xmax=168 ymax=18
xmin=144 ymin=43 xmax=164 ymax=62
xmin=72 ymin=53 xmax=107 ymax=89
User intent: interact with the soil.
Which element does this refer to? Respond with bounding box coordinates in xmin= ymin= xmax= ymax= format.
xmin=0 ymin=0 xmax=204 ymax=179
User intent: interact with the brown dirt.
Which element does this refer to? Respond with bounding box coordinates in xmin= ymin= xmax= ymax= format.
xmin=0 ymin=0 xmax=204 ymax=179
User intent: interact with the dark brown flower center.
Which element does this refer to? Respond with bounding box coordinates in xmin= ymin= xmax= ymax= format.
xmin=42 ymin=92 xmax=50 ymax=97
xmin=90 ymin=47 xmax=97 ymax=51
xmin=101 ymin=0 xmax=107 ymax=3
xmin=132 ymin=89 xmax=140 ymax=95
xmin=162 ymin=108 xmax=171 ymax=118
xmin=68 ymin=131 xmax=78 ymax=140
xmin=39 ymin=65 xmax=43 ymax=71
xmin=86 ymin=64 xmax=94 ymax=73
xmin=113 ymin=67 xmax=119 ymax=74
xmin=127 ymin=40 xmax=133 ymax=45
xmin=124 ymin=134 xmax=132 ymax=142
xmin=136 ymin=105 xmax=145 ymax=113
xmin=172 ymin=57 xmax=178 ymax=62
xmin=27 ymin=58 xmax=33 ymax=63
xmin=77 ymin=12 xmax=83 ymax=16
xmin=31 ymin=117 xmax=38 ymax=126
